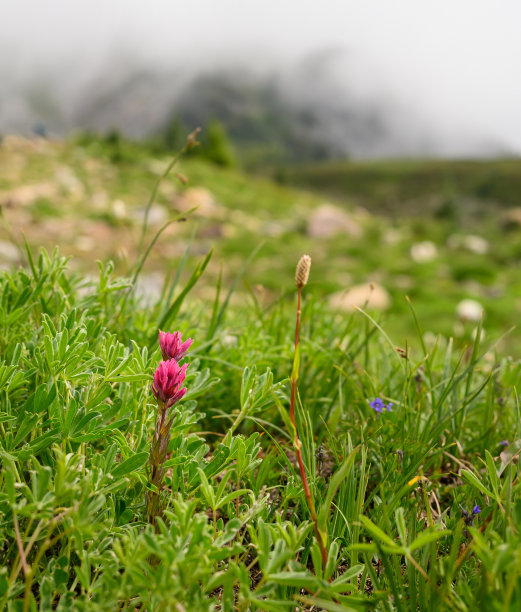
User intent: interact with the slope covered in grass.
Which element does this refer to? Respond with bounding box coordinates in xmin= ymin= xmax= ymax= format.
xmin=279 ymin=158 xmax=521 ymax=216
xmin=1 ymin=135 xmax=521 ymax=358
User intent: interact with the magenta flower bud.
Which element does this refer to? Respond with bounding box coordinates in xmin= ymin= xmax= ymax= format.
xmin=158 ymin=330 xmax=193 ymax=361
xmin=151 ymin=359 xmax=188 ymax=408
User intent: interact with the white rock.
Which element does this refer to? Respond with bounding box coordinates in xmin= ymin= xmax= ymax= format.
xmin=135 ymin=273 xmax=164 ymax=304
xmin=308 ymin=204 xmax=362 ymax=239
xmin=329 ymin=283 xmax=391 ymax=311
xmin=112 ymin=199 xmax=127 ymax=219
xmin=221 ymin=334 xmax=238 ymax=348
xmin=175 ymin=187 xmax=222 ymax=218
xmin=92 ymin=191 xmax=109 ymax=210
xmin=55 ymin=166 xmax=84 ymax=196
xmin=456 ymin=299 xmax=484 ymax=322
xmin=134 ymin=204 xmax=167 ymax=226
xmin=1 ymin=182 xmax=56 ymax=207
xmin=464 ymin=235 xmax=489 ymax=254
xmin=410 ymin=241 xmax=437 ymax=263
xmin=383 ymin=228 xmax=404 ymax=245
xmin=76 ymin=236 xmax=96 ymax=252
xmin=447 ymin=234 xmax=489 ymax=254
xmin=0 ymin=240 xmax=19 ymax=262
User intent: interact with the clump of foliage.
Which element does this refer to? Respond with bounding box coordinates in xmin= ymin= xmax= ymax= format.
xmin=195 ymin=119 xmax=236 ymax=168
xmin=1 ymin=241 xmax=521 ymax=611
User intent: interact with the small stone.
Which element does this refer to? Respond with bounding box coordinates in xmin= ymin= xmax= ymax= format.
xmin=1 ymin=182 xmax=56 ymax=207
xmin=133 ymin=204 xmax=167 ymax=226
xmin=308 ymin=204 xmax=362 ymax=239
xmin=500 ymin=208 xmax=521 ymax=230
xmin=135 ymin=273 xmax=164 ymax=304
xmin=464 ymin=235 xmax=489 ymax=254
xmin=410 ymin=241 xmax=437 ymax=263
xmin=112 ymin=199 xmax=127 ymax=219
xmin=0 ymin=240 xmax=19 ymax=262
xmin=175 ymin=187 xmax=222 ymax=218
xmin=55 ymin=166 xmax=84 ymax=196
xmin=76 ymin=236 xmax=96 ymax=252
xmin=456 ymin=299 xmax=484 ymax=322
xmin=329 ymin=283 xmax=391 ymax=311
xmin=221 ymin=334 xmax=238 ymax=348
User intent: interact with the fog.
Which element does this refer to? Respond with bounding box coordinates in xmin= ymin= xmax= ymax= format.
xmin=2 ymin=0 xmax=521 ymax=158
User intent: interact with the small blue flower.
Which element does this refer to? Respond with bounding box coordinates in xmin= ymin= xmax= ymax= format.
xmin=472 ymin=505 xmax=480 ymax=515
xmin=369 ymin=398 xmax=393 ymax=414
xmin=369 ymin=398 xmax=385 ymax=413
xmin=500 ymin=440 xmax=509 ymax=447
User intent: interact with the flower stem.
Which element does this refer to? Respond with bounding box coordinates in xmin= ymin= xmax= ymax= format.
xmin=290 ymin=285 xmax=328 ymax=570
xmin=147 ymin=402 xmax=172 ymax=525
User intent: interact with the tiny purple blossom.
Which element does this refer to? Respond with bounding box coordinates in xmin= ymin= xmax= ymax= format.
xmin=159 ymin=330 xmax=193 ymax=361
xmin=500 ymin=440 xmax=509 ymax=447
xmin=472 ymin=505 xmax=480 ymax=515
xmin=369 ymin=398 xmax=393 ymax=414
xmin=369 ymin=398 xmax=385 ymax=413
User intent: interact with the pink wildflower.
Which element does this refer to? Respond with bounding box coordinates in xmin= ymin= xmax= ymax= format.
xmin=158 ymin=330 xmax=193 ymax=361
xmin=151 ymin=359 xmax=188 ymax=408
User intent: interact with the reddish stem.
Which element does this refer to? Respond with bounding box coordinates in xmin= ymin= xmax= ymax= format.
xmin=290 ymin=286 xmax=328 ymax=570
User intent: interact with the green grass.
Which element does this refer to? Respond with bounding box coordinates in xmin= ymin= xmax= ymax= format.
xmin=2 ymin=135 xmax=521 ymax=607
xmin=2 ymin=137 xmax=521 ymax=357
xmin=1 ymin=245 xmax=520 ymax=610
xmin=279 ymin=158 xmax=521 ymax=215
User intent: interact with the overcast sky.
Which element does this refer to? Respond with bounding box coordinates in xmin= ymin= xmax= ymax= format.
xmin=2 ymin=0 xmax=521 ymax=155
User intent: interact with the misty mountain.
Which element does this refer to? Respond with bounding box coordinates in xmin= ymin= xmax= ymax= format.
xmin=0 ymin=52 xmax=508 ymax=163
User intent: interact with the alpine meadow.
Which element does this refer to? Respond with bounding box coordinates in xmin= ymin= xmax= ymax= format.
xmin=1 ymin=126 xmax=521 ymax=612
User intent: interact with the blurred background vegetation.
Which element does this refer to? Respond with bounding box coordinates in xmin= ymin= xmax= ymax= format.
xmin=1 ymin=125 xmax=521 ymax=355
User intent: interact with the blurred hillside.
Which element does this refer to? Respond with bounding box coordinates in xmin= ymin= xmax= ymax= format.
xmin=278 ymin=158 xmax=521 ymax=218
xmin=1 ymin=60 xmax=510 ymax=165
xmin=1 ymin=134 xmax=521 ymax=355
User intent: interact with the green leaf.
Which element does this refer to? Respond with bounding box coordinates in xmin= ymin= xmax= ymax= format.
xmin=409 ymin=529 xmax=451 ymax=552
xmin=331 ymin=564 xmax=364 ymax=587
xmin=250 ymin=597 xmax=296 ymax=611
xmin=358 ymin=515 xmax=405 ymax=553
xmin=460 ymin=468 xmax=495 ymax=498
xmin=318 ymin=449 xmax=357 ymax=531
xmin=111 ymin=451 xmax=149 ymax=478
xmin=12 ymin=413 xmax=39 ymax=448
xmin=484 ymin=449 xmax=500 ymax=496
xmin=268 ymin=571 xmax=321 ymax=589
xmin=217 ymin=488 xmax=251 ymax=510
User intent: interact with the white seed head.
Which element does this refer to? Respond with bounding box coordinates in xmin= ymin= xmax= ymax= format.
xmin=295 ymin=254 xmax=311 ymax=288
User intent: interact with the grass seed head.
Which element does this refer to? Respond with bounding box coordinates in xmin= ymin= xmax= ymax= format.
xmin=295 ymin=254 xmax=311 ymax=288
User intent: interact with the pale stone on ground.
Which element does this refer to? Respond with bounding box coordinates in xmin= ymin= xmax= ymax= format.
xmin=0 ymin=240 xmax=20 ymax=262
xmin=1 ymin=182 xmax=56 ymax=207
xmin=447 ymin=234 xmax=489 ymax=254
xmin=133 ymin=204 xmax=167 ymax=226
xmin=308 ymin=203 xmax=362 ymax=238
xmin=456 ymin=299 xmax=484 ymax=322
xmin=410 ymin=241 xmax=437 ymax=263
xmin=55 ymin=167 xmax=84 ymax=196
xmin=500 ymin=208 xmax=521 ymax=230
xmin=174 ymin=187 xmax=223 ymax=218
xmin=112 ymin=199 xmax=127 ymax=219
xmin=329 ymin=283 xmax=391 ymax=310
